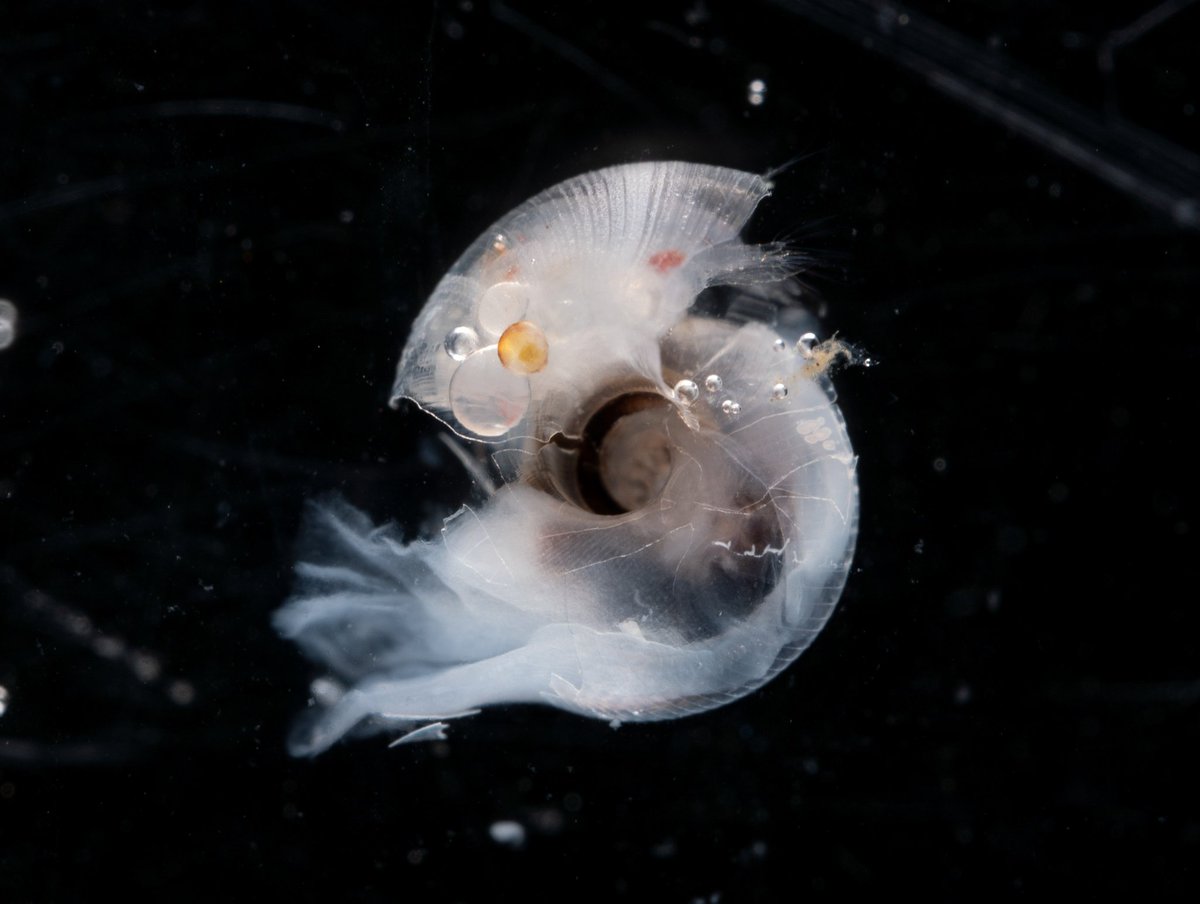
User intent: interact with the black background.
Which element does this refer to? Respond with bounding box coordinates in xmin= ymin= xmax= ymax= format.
xmin=2 ymin=1 xmax=1198 ymax=899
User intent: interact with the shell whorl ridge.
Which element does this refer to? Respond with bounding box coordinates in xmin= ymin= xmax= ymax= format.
xmin=275 ymin=162 xmax=858 ymax=754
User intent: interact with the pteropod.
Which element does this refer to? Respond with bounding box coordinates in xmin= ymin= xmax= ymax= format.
xmin=275 ymin=161 xmax=859 ymax=754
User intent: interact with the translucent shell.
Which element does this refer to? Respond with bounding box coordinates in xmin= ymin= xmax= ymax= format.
xmin=275 ymin=162 xmax=859 ymax=754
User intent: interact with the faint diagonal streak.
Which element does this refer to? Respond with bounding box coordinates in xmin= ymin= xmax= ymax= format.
xmin=769 ymin=0 xmax=1200 ymax=228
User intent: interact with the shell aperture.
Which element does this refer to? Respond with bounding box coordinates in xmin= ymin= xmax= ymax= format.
xmin=274 ymin=161 xmax=858 ymax=754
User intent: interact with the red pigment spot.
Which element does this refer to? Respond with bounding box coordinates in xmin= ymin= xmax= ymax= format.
xmin=502 ymin=264 xmax=520 ymax=280
xmin=648 ymin=249 xmax=685 ymax=273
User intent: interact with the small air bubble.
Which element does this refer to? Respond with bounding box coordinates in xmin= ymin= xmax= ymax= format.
xmin=0 ymin=684 xmax=8 ymax=717
xmin=444 ymin=326 xmax=480 ymax=361
xmin=771 ymin=382 xmax=788 ymax=400
xmin=673 ymin=379 xmax=699 ymax=405
xmin=772 ymin=338 xmax=786 ymax=352
xmin=704 ymin=374 xmax=723 ymax=393
xmin=721 ymin=399 xmax=741 ymax=416
xmin=797 ymin=332 xmax=818 ymax=358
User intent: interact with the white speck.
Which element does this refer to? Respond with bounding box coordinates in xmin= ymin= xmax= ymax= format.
xmin=489 ymin=820 xmax=527 ymax=848
xmin=0 ymin=300 xmax=17 ymax=350
xmin=310 ymin=676 xmax=345 ymax=707
xmin=131 ymin=651 xmax=162 ymax=682
xmin=617 ymin=618 xmax=645 ymax=639
xmin=94 ymin=635 xmax=125 ymax=659
xmin=167 ymin=680 xmax=196 ymax=705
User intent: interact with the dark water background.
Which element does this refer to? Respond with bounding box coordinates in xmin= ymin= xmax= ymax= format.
xmin=2 ymin=1 xmax=1198 ymax=898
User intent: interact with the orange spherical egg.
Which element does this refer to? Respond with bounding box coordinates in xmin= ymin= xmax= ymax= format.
xmin=497 ymin=320 xmax=549 ymax=374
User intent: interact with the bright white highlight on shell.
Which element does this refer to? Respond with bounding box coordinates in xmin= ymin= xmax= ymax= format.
xmin=274 ymin=161 xmax=859 ymax=755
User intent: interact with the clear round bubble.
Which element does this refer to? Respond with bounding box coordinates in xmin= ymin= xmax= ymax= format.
xmin=673 ymin=379 xmax=699 ymax=405
xmin=797 ymin=332 xmax=818 ymax=358
xmin=448 ymin=346 xmax=531 ymax=437
xmin=720 ymin=399 xmax=741 ymax=416
xmin=772 ymin=338 xmax=787 ymax=352
xmin=444 ymin=325 xmax=480 ymax=362
xmin=771 ymin=382 xmax=788 ymax=400
xmin=704 ymin=374 xmax=723 ymax=394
